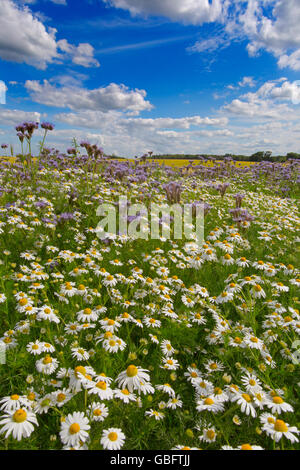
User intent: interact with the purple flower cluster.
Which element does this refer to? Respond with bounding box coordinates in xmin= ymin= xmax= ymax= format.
xmin=163 ymin=182 xmax=182 ymax=204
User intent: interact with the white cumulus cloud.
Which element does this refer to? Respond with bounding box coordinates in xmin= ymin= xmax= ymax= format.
xmin=25 ymin=80 xmax=153 ymax=114
xmin=104 ymin=0 xmax=225 ymax=25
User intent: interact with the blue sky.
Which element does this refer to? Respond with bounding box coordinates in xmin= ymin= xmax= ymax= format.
xmin=1 ymin=0 xmax=300 ymax=156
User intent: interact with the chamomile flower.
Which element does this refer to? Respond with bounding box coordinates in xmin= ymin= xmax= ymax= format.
xmin=199 ymin=425 xmax=217 ymax=443
xmin=51 ymin=389 xmax=73 ymax=408
xmin=59 ymin=412 xmax=90 ymax=447
xmin=100 ymin=428 xmax=125 ymax=450
xmin=231 ymin=392 xmax=257 ymax=418
xmin=196 ymin=397 xmax=225 ymax=413
xmin=0 ymin=395 xmax=30 ymax=412
xmin=156 ymin=383 xmax=175 ymax=398
xmin=265 ymin=396 xmax=294 ymax=414
xmin=71 ymin=347 xmax=90 ymax=361
xmin=167 ymin=396 xmax=183 ymax=409
xmin=160 ymin=340 xmax=175 ymax=356
xmin=116 ymin=365 xmax=150 ymax=393
xmin=143 ymin=316 xmax=161 ymax=328
xmin=145 ymin=409 xmax=165 ymax=420
xmin=114 ymin=388 xmax=137 ymax=403
xmin=88 ymin=402 xmax=109 ymax=422
xmin=26 ymin=340 xmax=43 ymax=355
xmin=0 ymin=408 xmax=38 ymax=441
xmin=36 ymin=355 xmax=59 ymax=375
xmin=161 ymin=357 xmax=180 ymax=370
xmin=240 ymin=373 xmax=263 ymax=394
xmin=102 ymin=336 xmax=126 ymax=353
xmin=86 ymin=378 xmax=114 ymax=400
xmin=262 ymin=418 xmax=299 ymax=443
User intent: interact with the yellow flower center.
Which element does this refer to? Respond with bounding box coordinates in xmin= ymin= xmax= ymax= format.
xmin=74 ymin=366 xmax=86 ymax=378
xmin=69 ymin=423 xmax=80 ymax=434
xmin=206 ymin=430 xmax=215 ymax=440
xmin=126 ymin=365 xmax=138 ymax=377
xmin=204 ymin=398 xmax=214 ymax=405
xmin=242 ymin=393 xmax=252 ymax=402
xmin=241 ymin=444 xmax=253 ymax=450
xmin=11 ymin=394 xmax=20 ymax=400
xmin=108 ymin=432 xmax=118 ymax=441
xmin=96 ymin=381 xmax=107 ymax=390
xmin=43 ymin=356 xmax=52 ymax=364
xmin=104 ymin=331 xmax=113 ymax=339
xmin=57 ymin=393 xmax=66 ymax=402
xmin=121 ymin=389 xmax=130 ymax=395
xmin=273 ymin=396 xmax=284 ymax=404
xmin=13 ymin=409 xmax=27 ymax=423
xmin=93 ymin=409 xmax=102 ymax=416
xmin=274 ymin=420 xmax=288 ymax=433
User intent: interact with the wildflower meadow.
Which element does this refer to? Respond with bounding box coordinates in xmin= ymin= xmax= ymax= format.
xmin=0 ymin=122 xmax=299 ymax=451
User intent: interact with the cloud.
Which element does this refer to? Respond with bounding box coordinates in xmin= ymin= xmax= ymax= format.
xmin=103 ymin=0 xmax=225 ymax=26
xmin=0 ymin=0 xmax=58 ymax=69
xmin=223 ymin=78 xmax=300 ymax=118
xmin=278 ymin=49 xmax=300 ymax=71
xmin=48 ymin=108 xmax=231 ymax=157
xmin=25 ymin=80 xmax=153 ymax=114
xmin=98 ymin=35 xmax=194 ymax=54
xmin=57 ymin=40 xmax=100 ymax=68
xmin=236 ymin=0 xmax=300 ymax=71
xmin=238 ymin=76 xmax=255 ymax=88
xmin=0 ymin=0 xmax=98 ymax=69
xmin=55 ymin=111 xmax=228 ymax=130
xmin=0 ymin=107 xmax=41 ymax=126
xmin=241 ymin=0 xmax=300 ymax=54
xmin=187 ymin=37 xmax=223 ymax=54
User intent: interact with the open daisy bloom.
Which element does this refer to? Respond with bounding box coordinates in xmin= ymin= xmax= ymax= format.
xmin=59 ymin=412 xmax=90 ymax=447
xmin=100 ymin=428 xmax=125 ymax=450
xmin=116 ymin=365 xmax=150 ymax=393
xmin=0 ymin=408 xmax=38 ymax=441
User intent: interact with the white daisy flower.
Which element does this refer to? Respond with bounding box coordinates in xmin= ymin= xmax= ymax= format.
xmin=0 ymin=408 xmax=38 ymax=441
xmin=60 ymin=412 xmax=90 ymax=447
xmin=100 ymin=427 xmax=125 ymax=450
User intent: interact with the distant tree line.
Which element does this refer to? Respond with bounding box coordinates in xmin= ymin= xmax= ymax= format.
xmin=107 ymin=151 xmax=300 ymax=162
xmin=142 ymin=151 xmax=300 ymax=162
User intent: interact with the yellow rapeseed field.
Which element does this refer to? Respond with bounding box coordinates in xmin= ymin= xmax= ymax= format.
xmin=0 ymin=156 xmax=256 ymax=167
